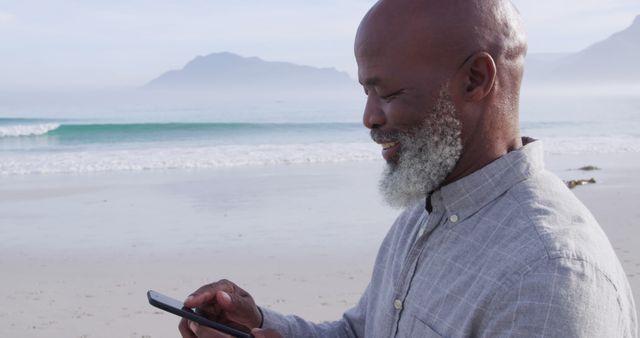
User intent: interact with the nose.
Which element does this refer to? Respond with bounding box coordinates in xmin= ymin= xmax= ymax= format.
xmin=362 ymin=95 xmax=386 ymax=129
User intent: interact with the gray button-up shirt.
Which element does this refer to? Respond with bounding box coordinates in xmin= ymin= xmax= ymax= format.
xmin=261 ymin=140 xmax=637 ymax=337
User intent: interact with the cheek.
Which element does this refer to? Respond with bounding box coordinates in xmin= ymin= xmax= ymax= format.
xmin=456 ymin=112 xmax=477 ymax=144
xmin=385 ymin=99 xmax=429 ymax=128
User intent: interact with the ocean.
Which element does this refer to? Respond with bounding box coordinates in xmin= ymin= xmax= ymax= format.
xmin=0 ymin=120 xmax=376 ymax=175
xmin=1 ymin=93 xmax=639 ymax=175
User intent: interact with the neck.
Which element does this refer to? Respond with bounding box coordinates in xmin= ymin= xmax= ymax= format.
xmin=442 ymin=133 xmax=522 ymax=186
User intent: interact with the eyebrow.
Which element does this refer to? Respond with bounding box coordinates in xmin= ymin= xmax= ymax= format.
xmin=360 ymin=76 xmax=381 ymax=87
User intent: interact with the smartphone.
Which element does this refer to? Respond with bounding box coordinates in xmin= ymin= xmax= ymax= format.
xmin=147 ymin=290 xmax=253 ymax=338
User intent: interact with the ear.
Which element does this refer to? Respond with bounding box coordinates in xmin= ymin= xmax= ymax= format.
xmin=457 ymin=52 xmax=497 ymax=102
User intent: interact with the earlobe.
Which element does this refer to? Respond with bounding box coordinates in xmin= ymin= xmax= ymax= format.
xmin=462 ymin=52 xmax=496 ymax=101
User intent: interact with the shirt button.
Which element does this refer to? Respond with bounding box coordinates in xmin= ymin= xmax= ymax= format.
xmin=417 ymin=228 xmax=425 ymax=238
xmin=449 ymin=215 xmax=459 ymax=223
xmin=394 ymin=299 xmax=403 ymax=310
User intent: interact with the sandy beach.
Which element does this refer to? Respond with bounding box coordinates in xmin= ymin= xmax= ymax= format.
xmin=1 ymin=152 xmax=638 ymax=338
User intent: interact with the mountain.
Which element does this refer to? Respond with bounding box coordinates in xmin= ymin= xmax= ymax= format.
xmin=525 ymin=15 xmax=640 ymax=84
xmin=145 ymin=52 xmax=356 ymax=91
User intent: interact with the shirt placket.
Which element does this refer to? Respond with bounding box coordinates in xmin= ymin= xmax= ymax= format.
xmin=390 ymin=207 xmax=445 ymax=337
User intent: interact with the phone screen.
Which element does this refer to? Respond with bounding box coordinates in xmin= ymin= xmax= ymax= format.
xmin=147 ymin=290 xmax=252 ymax=338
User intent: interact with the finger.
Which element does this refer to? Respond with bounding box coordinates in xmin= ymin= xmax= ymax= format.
xmin=185 ymin=280 xmax=236 ymax=308
xmin=215 ymin=291 xmax=254 ymax=326
xmin=216 ymin=291 xmax=262 ymax=329
xmin=216 ymin=289 xmax=254 ymax=317
xmin=215 ymin=291 xmax=234 ymax=310
xmin=211 ymin=291 xmax=262 ymax=329
xmin=251 ymin=328 xmax=284 ymax=338
xmin=189 ymin=321 xmax=234 ymax=338
xmin=179 ymin=318 xmax=197 ymax=338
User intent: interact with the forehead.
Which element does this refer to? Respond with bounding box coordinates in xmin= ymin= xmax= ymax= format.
xmin=354 ymin=3 xmax=444 ymax=85
xmin=356 ymin=51 xmax=399 ymax=87
xmin=355 ymin=29 xmax=432 ymax=86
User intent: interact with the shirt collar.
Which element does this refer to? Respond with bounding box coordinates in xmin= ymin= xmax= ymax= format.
xmin=428 ymin=138 xmax=544 ymax=222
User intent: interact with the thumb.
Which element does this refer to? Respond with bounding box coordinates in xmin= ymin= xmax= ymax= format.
xmin=251 ymin=328 xmax=283 ymax=338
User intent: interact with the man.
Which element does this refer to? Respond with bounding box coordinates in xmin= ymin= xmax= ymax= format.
xmin=179 ymin=0 xmax=637 ymax=337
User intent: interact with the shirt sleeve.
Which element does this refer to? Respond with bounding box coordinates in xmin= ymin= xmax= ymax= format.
xmin=479 ymin=257 xmax=630 ymax=338
xmin=259 ymin=284 xmax=369 ymax=338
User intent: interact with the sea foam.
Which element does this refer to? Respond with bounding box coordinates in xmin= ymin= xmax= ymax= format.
xmin=0 ymin=123 xmax=60 ymax=137
xmin=1 ymin=135 xmax=639 ymax=175
xmin=0 ymin=143 xmax=381 ymax=175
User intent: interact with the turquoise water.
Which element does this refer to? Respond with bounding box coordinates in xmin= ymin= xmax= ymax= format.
xmin=0 ymin=120 xmax=368 ymax=149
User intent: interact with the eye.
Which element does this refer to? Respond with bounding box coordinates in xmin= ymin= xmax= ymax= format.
xmin=381 ymin=89 xmax=404 ymax=103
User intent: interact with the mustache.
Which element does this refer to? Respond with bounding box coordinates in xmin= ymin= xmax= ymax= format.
xmin=370 ymin=129 xmax=403 ymax=143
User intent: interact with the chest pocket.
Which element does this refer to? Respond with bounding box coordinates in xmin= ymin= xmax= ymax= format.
xmin=407 ymin=316 xmax=446 ymax=338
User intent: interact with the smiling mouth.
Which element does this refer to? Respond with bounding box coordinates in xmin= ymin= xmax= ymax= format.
xmin=381 ymin=142 xmax=399 ymax=150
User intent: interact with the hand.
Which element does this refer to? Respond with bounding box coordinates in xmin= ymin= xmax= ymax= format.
xmin=178 ymin=320 xmax=233 ymax=338
xmin=178 ymin=279 xmax=262 ymax=337
xmin=178 ymin=322 xmax=284 ymax=338
xmin=251 ymin=328 xmax=284 ymax=338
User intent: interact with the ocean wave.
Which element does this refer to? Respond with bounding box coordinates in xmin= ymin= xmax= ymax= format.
xmin=0 ymin=123 xmax=61 ymax=137
xmin=0 ymin=143 xmax=381 ymax=175
xmin=0 ymin=121 xmax=366 ymax=146
xmin=4 ymin=122 xmax=360 ymax=136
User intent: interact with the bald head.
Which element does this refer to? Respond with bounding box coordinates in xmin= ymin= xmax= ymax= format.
xmin=356 ymin=0 xmax=527 ymax=71
xmin=357 ymin=0 xmax=528 ymax=187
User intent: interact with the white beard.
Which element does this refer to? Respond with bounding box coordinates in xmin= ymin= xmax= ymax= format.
xmin=377 ymin=88 xmax=463 ymax=209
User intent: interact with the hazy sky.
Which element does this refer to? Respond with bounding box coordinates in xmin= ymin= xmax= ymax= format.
xmin=1 ymin=0 xmax=639 ymax=90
